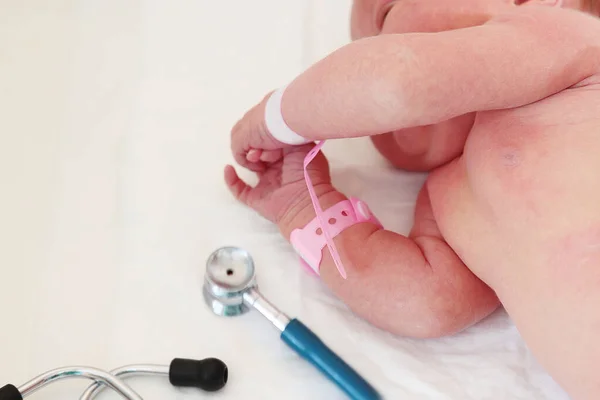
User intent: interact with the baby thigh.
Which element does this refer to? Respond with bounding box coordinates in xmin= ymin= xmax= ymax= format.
xmin=402 ymin=184 xmax=500 ymax=337
xmin=371 ymin=114 xmax=473 ymax=172
xmin=318 ymin=183 xmax=499 ymax=338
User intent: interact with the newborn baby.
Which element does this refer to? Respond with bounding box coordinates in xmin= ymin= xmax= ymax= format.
xmin=225 ymin=0 xmax=600 ymax=398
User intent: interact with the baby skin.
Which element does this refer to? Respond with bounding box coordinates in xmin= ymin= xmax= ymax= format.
xmin=225 ymin=0 xmax=600 ymax=398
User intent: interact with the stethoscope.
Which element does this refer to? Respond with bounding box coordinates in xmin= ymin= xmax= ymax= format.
xmin=1 ymin=247 xmax=381 ymax=400
xmin=0 ymin=358 xmax=228 ymax=400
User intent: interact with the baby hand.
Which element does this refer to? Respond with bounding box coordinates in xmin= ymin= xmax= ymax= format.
xmin=230 ymin=91 xmax=300 ymax=172
xmin=224 ymin=144 xmax=332 ymax=226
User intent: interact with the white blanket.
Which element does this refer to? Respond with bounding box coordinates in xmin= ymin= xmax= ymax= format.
xmin=0 ymin=1 xmax=570 ymax=398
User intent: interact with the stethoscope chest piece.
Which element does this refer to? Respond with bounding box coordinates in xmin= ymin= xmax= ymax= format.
xmin=200 ymin=246 xmax=382 ymax=400
xmin=203 ymin=246 xmax=256 ymax=317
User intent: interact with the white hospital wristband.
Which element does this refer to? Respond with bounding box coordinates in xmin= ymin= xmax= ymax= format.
xmin=264 ymin=86 xmax=311 ymax=145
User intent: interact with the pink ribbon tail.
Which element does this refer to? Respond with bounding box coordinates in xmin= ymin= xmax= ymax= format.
xmin=303 ymin=141 xmax=347 ymax=279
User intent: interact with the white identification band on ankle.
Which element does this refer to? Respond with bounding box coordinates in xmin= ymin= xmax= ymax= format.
xmin=264 ymin=85 xmax=311 ymax=145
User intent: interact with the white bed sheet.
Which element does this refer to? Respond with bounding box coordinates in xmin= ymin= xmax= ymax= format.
xmin=0 ymin=1 xmax=570 ymax=399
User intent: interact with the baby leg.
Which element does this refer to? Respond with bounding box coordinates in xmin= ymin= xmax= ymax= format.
xmin=371 ymin=114 xmax=473 ymax=172
xmin=317 ymin=184 xmax=499 ymax=338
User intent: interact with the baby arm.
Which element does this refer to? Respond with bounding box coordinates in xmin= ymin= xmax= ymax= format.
xmin=280 ymin=8 xmax=596 ymax=140
xmin=278 ymin=187 xmax=499 ymax=338
xmin=232 ymin=7 xmax=598 ymax=170
xmin=282 ymin=9 xmax=598 ymax=140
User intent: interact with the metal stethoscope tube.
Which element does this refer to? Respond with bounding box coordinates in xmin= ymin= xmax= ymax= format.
xmin=0 ymin=358 xmax=227 ymax=400
xmin=242 ymin=288 xmax=290 ymax=331
xmin=78 ymin=358 xmax=228 ymax=399
xmin=13 ymin=366 xmax=143 ymax=400
xmin=79 ymin=364 xmax=169 ymax=400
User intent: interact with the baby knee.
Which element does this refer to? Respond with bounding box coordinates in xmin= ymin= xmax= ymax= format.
xmin=412 ymin=311 xmax=470 ymax=339
xmin=370 ymin=132 xmax=434 ymax=172
xmin=412 ymin=292 xmax=500 ymax=339
xmin=371 ymin=115 xmax=473 ymax=172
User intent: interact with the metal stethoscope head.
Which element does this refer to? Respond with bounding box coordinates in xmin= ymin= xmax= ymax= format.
xmin=203 ymin=246 xmax=290 ymax=330
xmin=203 ymin=246 xmax=258 ymax=316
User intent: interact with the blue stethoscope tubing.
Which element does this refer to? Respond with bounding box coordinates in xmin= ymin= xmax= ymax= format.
xmin=281 ymin=318 xmax=381 ymax=400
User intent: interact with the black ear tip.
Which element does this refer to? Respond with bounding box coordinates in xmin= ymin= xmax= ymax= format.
xmin=0 ymin=384 xmax=23 ymax=400
xmin=200 ymin=358 xmax=228 ymax=391
xmin=169 ymin=357 xmax=229 ymax=392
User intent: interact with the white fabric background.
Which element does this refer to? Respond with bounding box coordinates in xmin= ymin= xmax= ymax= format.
xmin=0 ymin=1 xmax=570 ymax=399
